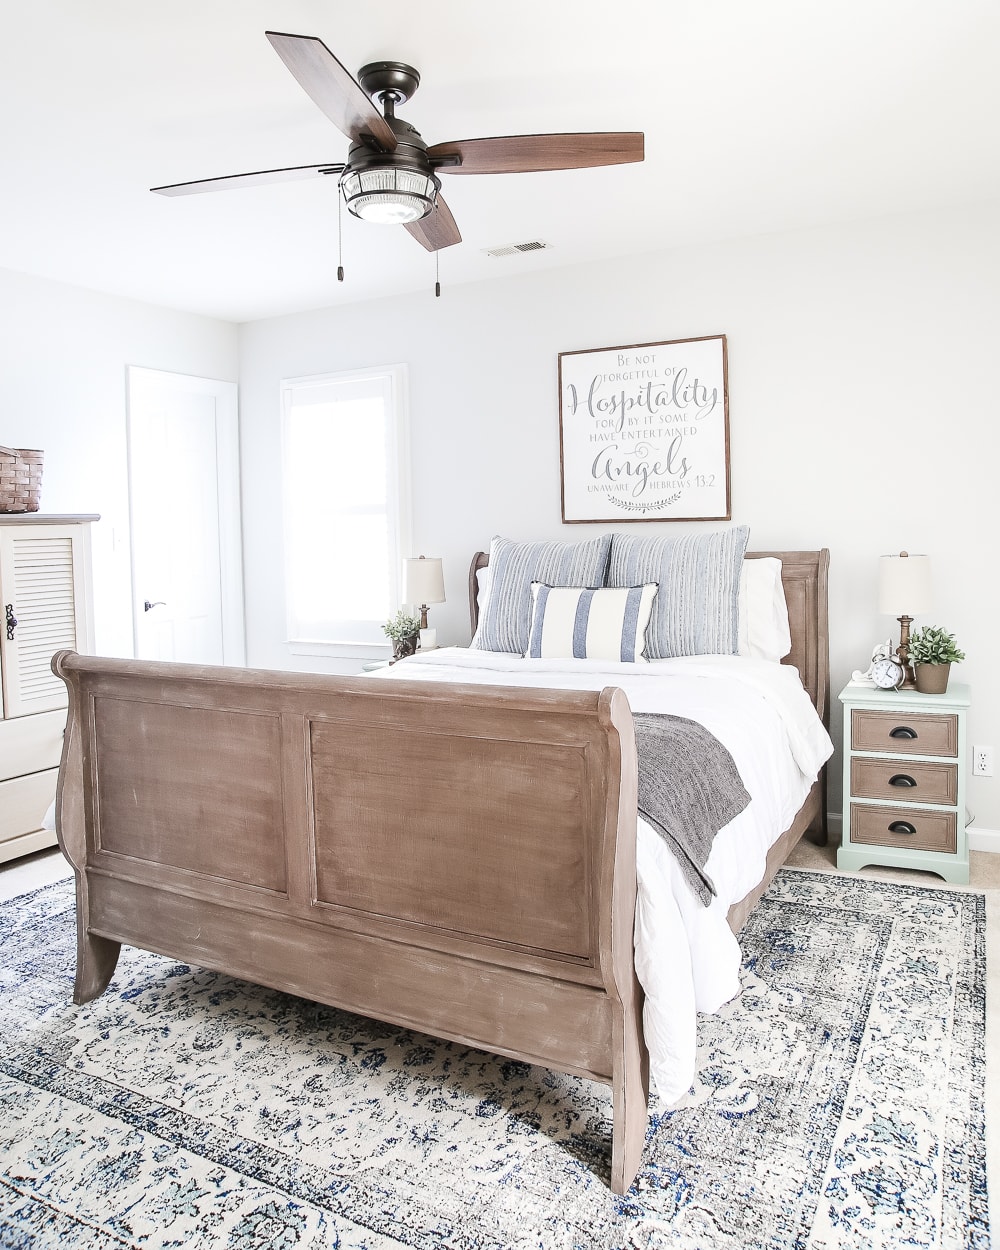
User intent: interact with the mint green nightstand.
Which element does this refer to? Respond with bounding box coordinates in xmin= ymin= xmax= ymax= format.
xmin=837 ymin=681 xmax=970 ymax=884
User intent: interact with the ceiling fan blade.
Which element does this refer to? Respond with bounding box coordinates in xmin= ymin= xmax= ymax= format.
xmin=428 ymin=132 xmax=644 ymax=175
xmin=151 ymin=164 xmax=345 ymax=196
xmin=404 ymin=195 xmax=462 ymax=251
xmin=265 ymin=31 xmax=396 ymax=152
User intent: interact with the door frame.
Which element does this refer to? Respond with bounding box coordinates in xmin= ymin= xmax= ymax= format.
xmin=125 ymin=366 xmax=245 ymax=665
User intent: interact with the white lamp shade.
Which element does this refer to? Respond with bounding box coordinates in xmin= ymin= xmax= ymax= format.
xmin=402 ymin=556 xmax=445 ymax=606
xmin=877 ymin=552 xmax=932 ymax=616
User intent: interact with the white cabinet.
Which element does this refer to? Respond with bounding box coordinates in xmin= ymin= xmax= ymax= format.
xmin=0 ymin=514 xmax=97 ymax=863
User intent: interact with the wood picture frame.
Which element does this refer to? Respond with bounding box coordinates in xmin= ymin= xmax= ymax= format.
xmin=558 ymin=334 xmax=730 ymax=523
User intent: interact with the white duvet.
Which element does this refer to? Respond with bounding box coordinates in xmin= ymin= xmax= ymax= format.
xmin=368 ymin=648 xmax=833 ymax=1103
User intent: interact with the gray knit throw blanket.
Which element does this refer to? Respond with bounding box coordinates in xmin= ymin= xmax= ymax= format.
xmin=632 ymin=713 xmax=752 ymax=906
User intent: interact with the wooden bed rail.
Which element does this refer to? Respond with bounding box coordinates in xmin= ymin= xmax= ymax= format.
xmin=52 ymin=649 xmax=649 ymax=1194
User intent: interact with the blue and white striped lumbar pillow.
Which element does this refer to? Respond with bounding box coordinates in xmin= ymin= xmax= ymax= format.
xmin=525 ymin=583 xmax=659 ymax=662
xmin=606 ymin=525 xmax=750 ymax=659
xmin=471 ymin=533 xmax=612 ymax=654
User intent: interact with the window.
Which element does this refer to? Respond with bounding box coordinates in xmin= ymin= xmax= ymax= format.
xmin=281 ymin=365 xmax=410 ymax=652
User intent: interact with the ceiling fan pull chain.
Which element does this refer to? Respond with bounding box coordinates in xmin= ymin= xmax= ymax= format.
xmin=435 ymin=250 xmax=441 ymax=298
xmin=337 ymin=189 xmax=345 ymax=283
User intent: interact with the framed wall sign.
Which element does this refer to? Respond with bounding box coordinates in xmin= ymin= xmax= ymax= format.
xmin=558 ymin=334 xmax=730 ymax=523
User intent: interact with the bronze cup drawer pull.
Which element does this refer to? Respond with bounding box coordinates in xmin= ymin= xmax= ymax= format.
xmin=888 ymin=820 xmax=917 ymax=836
xmin=888 ymin=774 xmax=917 ymax=788
xmin=889 ymin=725 xmax=918 ymax=740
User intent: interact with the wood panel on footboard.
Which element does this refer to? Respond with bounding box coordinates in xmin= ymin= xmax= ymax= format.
xmin=52 ymin=651 xmax=649 ymax=1194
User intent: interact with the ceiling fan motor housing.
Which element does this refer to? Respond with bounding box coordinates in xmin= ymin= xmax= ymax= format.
xmin=357 ymin=61 xmax=422 ymax=107
xmin=341 ymin=111 xmax=440 ymax=223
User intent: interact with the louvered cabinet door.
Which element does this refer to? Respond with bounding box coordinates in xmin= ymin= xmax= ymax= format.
xmin=0 ymin=524 xmax=89 ymax=717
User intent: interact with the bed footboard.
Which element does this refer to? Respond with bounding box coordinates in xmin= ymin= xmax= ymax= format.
xmin=52 ymin=650 xmax=649 ymax=1194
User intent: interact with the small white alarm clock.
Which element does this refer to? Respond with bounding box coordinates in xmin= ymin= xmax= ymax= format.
xmin=871 ymin=655 xmax=905 ymax=690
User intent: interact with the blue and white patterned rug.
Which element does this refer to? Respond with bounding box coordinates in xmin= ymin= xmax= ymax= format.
xmin=0 ymin=869 xmax=989 ymax=1249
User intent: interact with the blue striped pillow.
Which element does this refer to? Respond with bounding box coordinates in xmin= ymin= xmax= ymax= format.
xmin=525 ymin=583 xmax=659 ymax=662
xmin=606 ymin=526 xmax=750 ymax=658
xmin=471 ymin=534 xmax=612 ymax=653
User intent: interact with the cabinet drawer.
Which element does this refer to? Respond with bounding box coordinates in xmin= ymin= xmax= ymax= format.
xmin=849 ymin=803 xmax=957 ymax=854
xmin=850 ymin=757 xmax=957 ymax=806
xmin=0 ymin=767 xmax=58 ymax=845
xmin=851 ymin=708 xmax=958 ymax=757
xmin=0 ymin=709 xmax=66 ymax=782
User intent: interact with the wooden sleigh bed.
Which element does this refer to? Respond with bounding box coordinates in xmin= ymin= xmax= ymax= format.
xmin=52 ymin=548 xmax=829 ymax=1195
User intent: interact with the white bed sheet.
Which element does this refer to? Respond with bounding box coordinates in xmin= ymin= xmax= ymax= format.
xmin=368 ymin=648 xmax=833 ymax=1102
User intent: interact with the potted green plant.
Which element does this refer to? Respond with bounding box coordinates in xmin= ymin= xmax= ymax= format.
xmin=383 ymin=609 xmax=421 ymax=660
xmin=907 ymin=625 xmax=965 ymax=694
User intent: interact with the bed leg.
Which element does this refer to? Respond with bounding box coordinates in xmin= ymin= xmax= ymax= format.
xmin=610 ymin=1018 xmax=650 ymax=1195
xmin=73 ymin=928 xmax=121 ymax=1005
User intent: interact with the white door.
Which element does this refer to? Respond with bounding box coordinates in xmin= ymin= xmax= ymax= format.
xmin=127 ymin=367 xmax=245 ymax=665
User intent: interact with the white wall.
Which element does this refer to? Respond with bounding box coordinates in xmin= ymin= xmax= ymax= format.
xmin=239 ymin=202 xmax=1000 ymax=830
xmin=0 ymin=268 xmax=238 ymax=657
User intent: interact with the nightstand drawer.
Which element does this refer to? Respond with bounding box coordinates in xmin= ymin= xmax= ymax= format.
xmin=849 ymin=804 xmax=957 ymax=854
xmin=851 ymin=708 xmax=958 ymax=757
xmin=850 ymin=757 xmax=958 ymax=806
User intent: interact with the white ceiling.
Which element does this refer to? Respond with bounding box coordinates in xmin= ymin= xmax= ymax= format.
xmin=3 ymin=1 xmax=998 ymax=322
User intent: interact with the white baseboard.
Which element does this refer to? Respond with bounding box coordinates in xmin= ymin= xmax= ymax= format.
xmin=969 ymin=826 xmax=1000 ymax=853
xmin=829 ymin=812 xmax=1000 ymax=854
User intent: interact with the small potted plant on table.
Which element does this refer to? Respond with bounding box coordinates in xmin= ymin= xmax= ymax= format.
xmin=907 ymin=625 xmax=965 ymax=694
xmin=383 ymin=609 xmax=421 ymax=661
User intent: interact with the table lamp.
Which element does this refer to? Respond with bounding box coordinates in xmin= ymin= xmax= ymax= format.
xmin=402 ymin=556 xmax=445 ymax=650
xmin=877 ymin=551 xmax=932 ymax=687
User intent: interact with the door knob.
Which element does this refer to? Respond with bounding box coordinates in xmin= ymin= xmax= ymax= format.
xmin=143 ymin=600 xmax=166 ymax=612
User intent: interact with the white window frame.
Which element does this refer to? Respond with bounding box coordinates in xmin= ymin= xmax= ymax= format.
xmin=280 ymin=363 xmax=411 ymax=656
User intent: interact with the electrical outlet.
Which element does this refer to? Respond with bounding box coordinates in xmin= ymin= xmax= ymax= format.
xmin=973 ymin=745 xmax=994 ymax=777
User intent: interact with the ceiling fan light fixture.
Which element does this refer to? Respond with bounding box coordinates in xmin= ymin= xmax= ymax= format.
xmin=341 ymin=166 xmax=439 ymax=225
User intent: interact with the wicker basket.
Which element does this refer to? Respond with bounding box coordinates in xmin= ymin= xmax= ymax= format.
xmin=0 ymin=446 xmax=43 ymax=513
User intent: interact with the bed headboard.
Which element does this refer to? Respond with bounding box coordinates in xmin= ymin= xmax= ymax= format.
xmin=467 ymin=548 xmax=830 ymax=727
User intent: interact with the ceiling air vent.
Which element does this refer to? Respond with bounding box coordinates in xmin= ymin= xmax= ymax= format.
xmin=483 ymin=240 xmax=552 ymax=259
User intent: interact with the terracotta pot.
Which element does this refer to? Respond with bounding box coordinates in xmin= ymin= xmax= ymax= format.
xmin=914 ymin=662 xmax=950 ymax=694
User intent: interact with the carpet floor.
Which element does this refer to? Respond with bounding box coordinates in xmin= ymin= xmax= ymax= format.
xmin=0 ymin=869 xmax=990 ymax=1249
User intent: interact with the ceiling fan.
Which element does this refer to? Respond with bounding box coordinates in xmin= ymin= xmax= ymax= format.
xmin=152 ymin=31 xmax=644 ymax=254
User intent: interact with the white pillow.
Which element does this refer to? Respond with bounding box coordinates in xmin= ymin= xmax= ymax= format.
xmin=524 ymin=583 xmax=658 ymax=662
xmin=475 ymin=565 xmax=490 ymax=624
xmin=738 ymin=558 xmax=791 ymax=662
